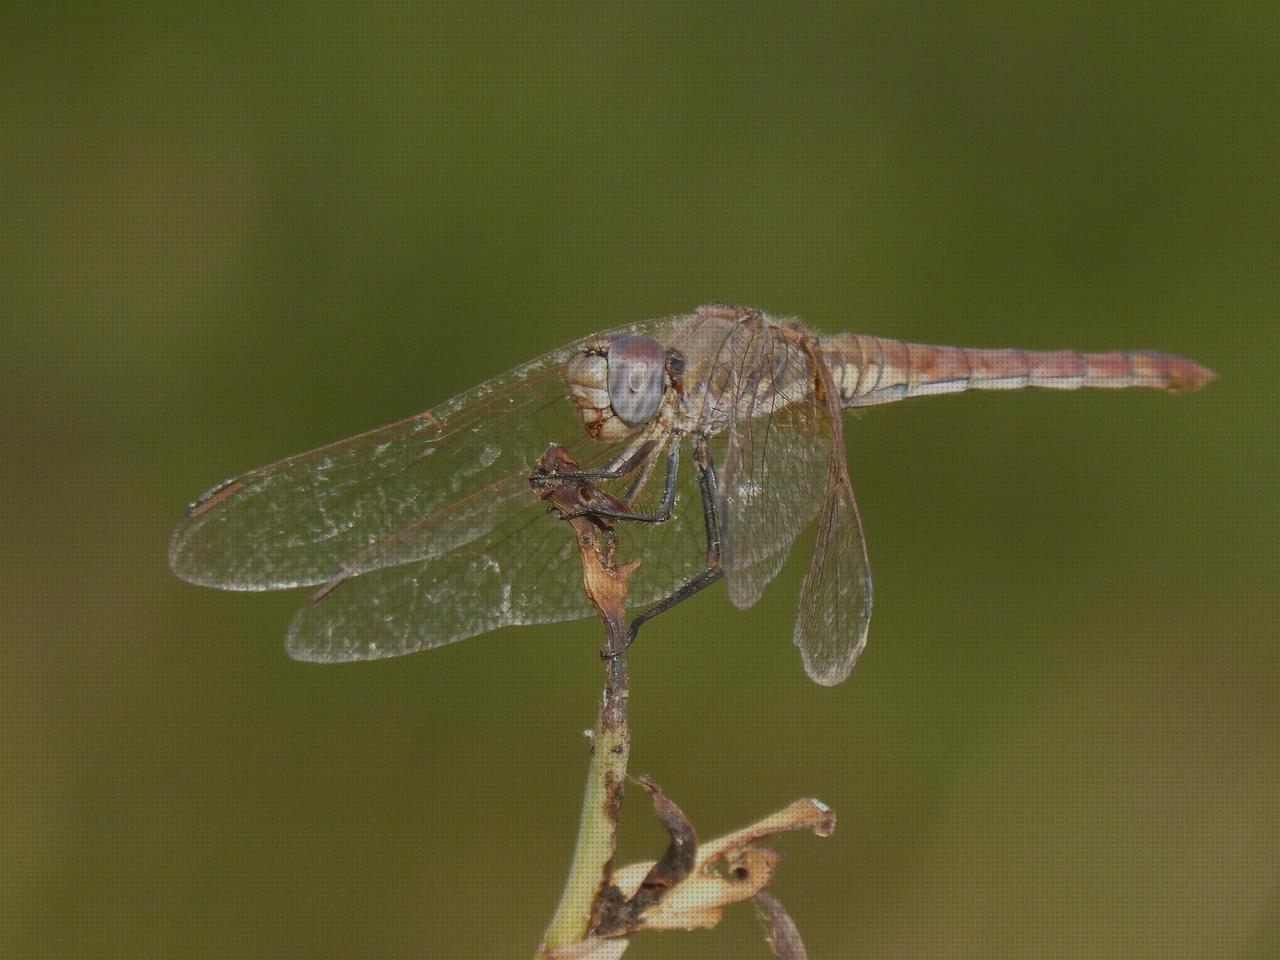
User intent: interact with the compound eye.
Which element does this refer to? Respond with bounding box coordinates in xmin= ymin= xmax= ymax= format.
xmin=607 ymin=335 xmax=666 ymax=426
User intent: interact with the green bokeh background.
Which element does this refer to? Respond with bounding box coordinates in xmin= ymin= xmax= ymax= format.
xmin=5 ymin=5 xmax=1278 ymax=958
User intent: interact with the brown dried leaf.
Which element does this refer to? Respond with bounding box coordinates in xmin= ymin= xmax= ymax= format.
xmin=591 ymin=775 xmax=700 ymax=936
xmin=631 ymin=775 xmax=699 ymax=897
xmin=603 ymin=797 xmax=835 ymax=934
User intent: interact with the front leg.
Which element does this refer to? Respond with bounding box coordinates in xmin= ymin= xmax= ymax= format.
xmin=564 ymin=438 xmax=680 ymax=524
xmin=549 ymin=436 xmax=657 ymax=483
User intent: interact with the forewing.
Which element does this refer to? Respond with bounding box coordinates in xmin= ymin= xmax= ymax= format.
xmin=168 ymin=318 xmax=678 ymax=590
xmin=793 ymin=352 xmax=873 ymax=686
xmin=716 ymin=325 xmax=826 ymax=610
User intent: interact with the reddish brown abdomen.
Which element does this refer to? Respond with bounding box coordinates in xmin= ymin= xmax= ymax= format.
xmin=820 ymin=334 xmax=1215 ymax=408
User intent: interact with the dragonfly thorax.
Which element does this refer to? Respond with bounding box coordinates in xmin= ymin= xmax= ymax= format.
xmin=565 ymin=334 xmax=668 ymax=443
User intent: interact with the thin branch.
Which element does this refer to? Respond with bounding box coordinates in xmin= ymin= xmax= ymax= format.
xmin=532 ymin=446 xmax=639 ymax=956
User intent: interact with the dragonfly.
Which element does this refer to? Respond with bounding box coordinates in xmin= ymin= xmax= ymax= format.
xmin=169 ymin=303 xmax=1214 ymax=685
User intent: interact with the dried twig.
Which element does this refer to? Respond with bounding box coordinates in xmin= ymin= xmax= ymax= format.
xmin=602 ymin=796 xmax=835 ymax=935
xmin=532 ymin=446 xmax=638 ymax=955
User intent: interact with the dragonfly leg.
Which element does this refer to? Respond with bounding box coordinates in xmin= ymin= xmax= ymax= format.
xmin=567 ymin=439 xmax=680 ymax=524
xmin=695 ymin=434 xmax=723 ymax=567
xmin=620 ymin=434 xmax=724 ymax=650
xmin=553 ymin=436 xmax=657 ymax=483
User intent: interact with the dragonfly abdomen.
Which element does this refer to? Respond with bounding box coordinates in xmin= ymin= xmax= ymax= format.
xmin=820 ymin=334 xmax=1215 ymax=408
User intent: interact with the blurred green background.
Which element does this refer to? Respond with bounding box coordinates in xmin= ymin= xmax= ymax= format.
xmin=4 ymin=4 xmax=1277 ymax=958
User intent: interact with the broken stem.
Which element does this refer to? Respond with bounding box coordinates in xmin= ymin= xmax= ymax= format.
xmin=541 ymin=612 xmax=629 ymax=951
xmin=532 ymin=446 xmax=638 ymax=955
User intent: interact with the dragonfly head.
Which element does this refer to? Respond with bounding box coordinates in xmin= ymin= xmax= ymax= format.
xmin=565 ymin=334 xmax=668 ymax=443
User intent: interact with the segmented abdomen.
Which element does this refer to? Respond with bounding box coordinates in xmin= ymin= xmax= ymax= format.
xmin=820 ymin=333 xmax=1215 ymax=408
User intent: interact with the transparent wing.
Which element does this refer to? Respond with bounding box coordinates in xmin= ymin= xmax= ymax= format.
xmin=715 ymin=325 xmax=827 ymax=610
xmin=168 ymin=317 xmax=680 ymax=591
xmin=286 ymin=493 xmax=595 ymax=661
xmin=792 ymin=354 xmax=873 ymax=686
